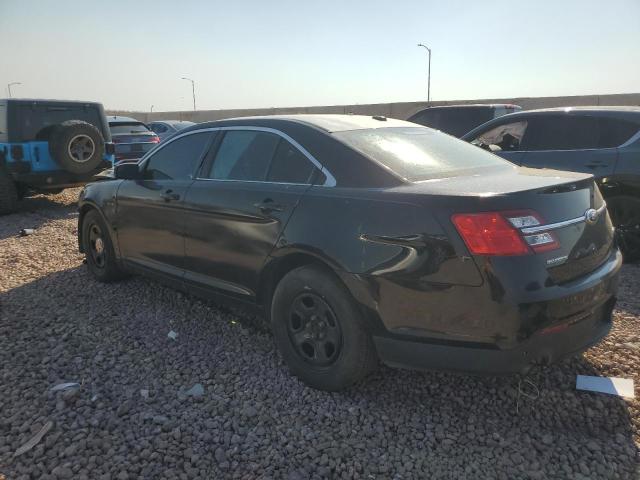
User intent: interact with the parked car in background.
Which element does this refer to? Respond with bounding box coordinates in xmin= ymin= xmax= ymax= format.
xmin=407 ymin=104 xmax=521 ymax=137
xmin=108 ymin=116 xmax=159 ymax=163
xmin=148 ymin=120 xmax=196 ymax=142
xmin=0 ymin=98 xmax=114 ymax=214
xmin=78 ymin=114 xmax=620 ymax=391
xmin=462 ymin=107 xmax=640 ymax=261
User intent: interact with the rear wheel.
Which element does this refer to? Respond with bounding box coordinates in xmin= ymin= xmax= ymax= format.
xmin=271 ymin=265 xmax=378 ymax=391
xmin=81 ymin=210 xmax=128 ymax=282
xmin=0 ymin=167 xmax=19 ymax=215
xmin=608 ymin=195 xmax=640 ymax=263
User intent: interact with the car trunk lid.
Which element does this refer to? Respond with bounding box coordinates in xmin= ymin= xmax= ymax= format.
xmin=399 ymin=166 xmax=615 ymax=283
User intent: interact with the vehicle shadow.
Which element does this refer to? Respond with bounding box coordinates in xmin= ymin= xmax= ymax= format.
xmin=0 ymin=190 xmax=80 ymax=241
xmin=1 ymin=265 xmax=638 ymax=479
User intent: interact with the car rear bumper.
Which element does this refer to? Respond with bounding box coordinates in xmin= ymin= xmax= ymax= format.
xmin=374 ymin=296 xmax=614 ymax=374
xmin=11 ymin=163 xmax=113 ymax=189
xmin=369 ymin=248 xmax=622 ymax=374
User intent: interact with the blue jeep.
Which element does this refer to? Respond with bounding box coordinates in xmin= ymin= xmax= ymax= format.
xmin=0 ymin=98 xmax=115 ymax=214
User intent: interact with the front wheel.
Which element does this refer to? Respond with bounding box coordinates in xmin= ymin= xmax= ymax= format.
xmin=607 ymin=196 xmax=640 ymax=263
xmin=271 ymin=265 xmax=378 ymax=391
xmin=81 ymin=209 xmax=128 ymax=282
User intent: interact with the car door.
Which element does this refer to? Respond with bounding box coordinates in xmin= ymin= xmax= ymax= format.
xmin=518 ymin=115 xmax=618 ymax=178
xmin=116 ymin=130 xmax=213 ymax=285
xmin=467 ymin=117 xmax=530 ymax=165
xmin=182 ymin=127 xmax=327 ymax=301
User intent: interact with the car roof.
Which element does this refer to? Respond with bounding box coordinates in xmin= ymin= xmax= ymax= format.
xmin=524 ymin=106 xmax=640 ymax=113
xmin=414 ymin=103 xmax=520 ymax=110
xmin=460 ymin=105 xmax=640 ymax=140
xmin=195 ymin=114 xmax=416 ymax=133
xmin=108 ymin=115 xmax=145 ymax=123
xmin=151 ymin=120 xmax=195 ymax=125
xmin=0 ymin=98 xmax=103 ymax=106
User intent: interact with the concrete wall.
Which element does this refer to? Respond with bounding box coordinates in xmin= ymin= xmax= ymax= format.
xmin=107 ymin=93 xmax=640 ymax=124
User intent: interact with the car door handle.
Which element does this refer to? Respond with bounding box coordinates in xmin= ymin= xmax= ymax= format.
xmin=160 ymin=190 xmax=180 ymax=202
xmin=254 ymin=199 xmax=286 ymax=213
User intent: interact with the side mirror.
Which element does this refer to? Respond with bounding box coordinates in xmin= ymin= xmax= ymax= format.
xmin=115 ymin=162 xmax=142 ymax=180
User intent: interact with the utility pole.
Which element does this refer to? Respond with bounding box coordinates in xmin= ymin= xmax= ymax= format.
xmin=7 ymin=82 xmax=22 ymax=98
xmin=417 ymin=44 xmax=431 ymax=102
xmin=181 ymin=77 xmax=196 ymax=111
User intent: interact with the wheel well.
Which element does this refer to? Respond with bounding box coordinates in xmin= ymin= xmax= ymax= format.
xmin=259 ymin=253 xmax=338 ymax=320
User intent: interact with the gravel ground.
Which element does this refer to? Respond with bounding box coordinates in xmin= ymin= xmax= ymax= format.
xmin=0 ymin=189 xmax=639 ymax=480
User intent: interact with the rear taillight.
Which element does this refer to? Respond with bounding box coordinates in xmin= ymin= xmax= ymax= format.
xmin=452 ymin=210 xmax=559 ymax=256
xmin=149 ymin=135 xmax=160 ymax=143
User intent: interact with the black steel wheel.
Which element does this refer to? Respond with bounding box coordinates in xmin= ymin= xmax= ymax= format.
xmin=271 ymin=264 xmax=378 ymax=391
xmin=82 ymin=209 xmax=128 ymax=282
xmin=287 ymin=292 xmax=343 ymax=367
xmin=87 ymin=221 xmax=106 ymax=269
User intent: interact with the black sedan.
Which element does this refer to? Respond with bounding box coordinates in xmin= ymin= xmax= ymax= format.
xmin=78 ymin=115 xmax=622 ymax=391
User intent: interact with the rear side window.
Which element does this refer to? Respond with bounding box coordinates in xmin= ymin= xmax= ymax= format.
xmin=598 ymin=118 xmax=639 ymax=147
xmin=110 ymin=122 xmax=151 ymax=134
xmin=523 ymin=115 xmax=640 ymax=151
xmin=267 ymin=140 xmax=315 ymax=183
xmin=144 ymin=131 xmax=211 ymax=180
xmin=524 ymin=116 xmax=601 ymax=150
xmin=335 ymin=127 xmax=510 ymax=182
xmin=207 ymin=131 xmax=280 ymax=181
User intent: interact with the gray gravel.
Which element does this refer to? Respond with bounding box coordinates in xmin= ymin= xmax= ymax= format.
xmin=0 ymin=189 xmax=639 ymax=479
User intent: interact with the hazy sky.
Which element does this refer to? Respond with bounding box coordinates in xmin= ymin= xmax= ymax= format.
xmin=1 ymin=0 xmax=639 ymax=112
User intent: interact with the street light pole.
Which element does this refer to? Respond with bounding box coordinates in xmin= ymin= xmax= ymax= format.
xmin=181 ymin=77 xmax=196 ymax=111
xmin=7 ymin=82 xmax=22 ymax=98
xmin=417 ymin=44 xmax=431 ymax=103
xmin=150 ymin=105 xmax=154 ymax=113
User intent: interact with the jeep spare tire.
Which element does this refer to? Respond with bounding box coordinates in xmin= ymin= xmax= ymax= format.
xmin=48 ymin=120 xmax=105 ymax=174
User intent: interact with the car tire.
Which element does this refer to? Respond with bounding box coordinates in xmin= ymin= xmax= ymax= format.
xmin=0 ymin=166 xmax=19 ymax=215
xmin=49 ymin=120 xmax=105 ymax=175
xmin=607 ymin=195 xmax=640 ymax=263
xmin=271 ymin=264 xmax=378 ymax=391
xmin=81 ymin=209 xmax=128 ymax=282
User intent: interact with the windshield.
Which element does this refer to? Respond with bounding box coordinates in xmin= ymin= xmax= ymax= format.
xmin=109 ymin=122 xmax=150 ymax=134
xmin=334 ymin=127 xmax=511 ymax=182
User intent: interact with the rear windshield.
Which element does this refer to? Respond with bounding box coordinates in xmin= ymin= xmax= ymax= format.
xmin=9 ymin=103 xmax=108 ymax=142
xmin=109 ymin=122 xmax=150 ymax=134
xmin=334 ymin=127 xmax=510 ymax=182
xmin=409 ymin=108 xmax=495 ymax=137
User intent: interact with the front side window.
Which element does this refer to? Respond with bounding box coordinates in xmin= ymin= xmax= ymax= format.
xmin=267 ymin=140 xmax=315 ymax=183
xmin=335 ymin=127 xmax=511 ymax=182
xmin=207 ymin=131 xmax=280 ymax=181
xmin=471 ymin=120 xmax=529 ymax=152
xmin=144 ymin=131 xmax=211 ymax=180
